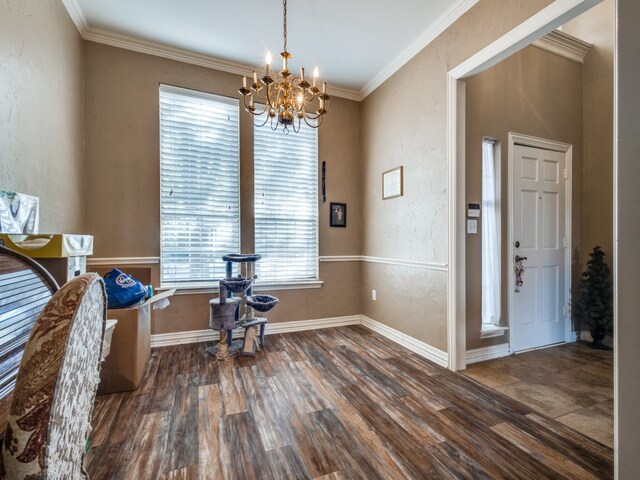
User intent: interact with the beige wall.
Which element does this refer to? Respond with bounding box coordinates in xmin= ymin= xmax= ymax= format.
xmin=83 ymin=43 xmax=362 ymax=334
xmin=564 ymin=0 xmax=615 ymax=264
xmin=616 ymin=0 xmax=640 ymax=476
xmin=464 ymin=45 xmax=584 ymax=350
xmin=360 ymin=0 xmax=554 ymax=352
xmin=0 ymin=0 xmax=84 ymax=232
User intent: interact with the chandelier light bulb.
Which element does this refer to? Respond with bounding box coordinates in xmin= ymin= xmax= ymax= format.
xmin=238 ymin=0 xmax=329 ymax=133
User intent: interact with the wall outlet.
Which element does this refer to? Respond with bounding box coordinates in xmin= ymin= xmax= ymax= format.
xmin=372 ymin=289 xmax=377 ymax=301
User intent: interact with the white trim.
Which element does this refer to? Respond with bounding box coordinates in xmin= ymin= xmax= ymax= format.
xmin=61 ymin=0 xmax=476 ymax=102
xmin=152 ymin=329 xmax=217 ymax=348
xmin=156 ymin=280 xmax=324 ymax=295
xmin=447 ymin=76 xmax=468 ymax=372
xmin=360 ymin=256 xmax=448 ymax=272
xmin=87 ymin=257 xmax=160 ymax=266
xmin=76 ymin=27 xmax=361 ymax=102
xmin=465 ymin=343 xmax=511 ymax=364
xmin=360 ymin=315 xmax=449 ymax=367
xmin=507 ymin=133 xmax=573 ymax=351
xmin=319 ymin=255 xmax=362 ymax=262
xmin=509 ymin=133 xmax=575 ymax=152
xmin=88 ymin=255 xmax=448 ymax=272
xmin=361 ymin=0 xmax=480 ymax=98
xmin=151 ymin=314 xmax=449 ymax=368
xmin=532 ymin=30 xmax=592 ymax=64
xmin=479 ymin=325 xmax=509 ymax=339
xmin=449 ymin=0 xmax=601 ymax=80
xmin=446 ymin=0 xmax=600 ymax=372
xmin=322 ymin=255 xmax=449 ymax=271
xmin=150 ymin=315 xmax=361 ymax=348
xmin=60 ymin=0 xmax=88 ymax=33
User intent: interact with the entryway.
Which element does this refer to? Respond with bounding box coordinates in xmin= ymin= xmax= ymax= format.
xmin=463 ymin=341 xmax=613 ymax=448
xmin=509 ymin=135 xmax=572 ymax=353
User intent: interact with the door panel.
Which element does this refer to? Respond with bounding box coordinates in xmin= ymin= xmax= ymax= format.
xmin=543 ymin=192 xmax=559 ymax=248
xmin=520 ymin=190 xmax=538 ymax=249
xmin=511 ymin=144 xmax=567 ymax=352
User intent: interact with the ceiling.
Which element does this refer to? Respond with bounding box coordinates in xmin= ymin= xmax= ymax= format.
xmin=65 ymin=0 xmax=479 ymax=99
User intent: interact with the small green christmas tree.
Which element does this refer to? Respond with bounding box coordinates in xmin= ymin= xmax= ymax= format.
xmin=577 ymin=246 xmax=613 ymax=349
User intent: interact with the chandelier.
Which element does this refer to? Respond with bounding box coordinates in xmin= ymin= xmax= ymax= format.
xmin=238 ymin=0 xmax=330 ymax=134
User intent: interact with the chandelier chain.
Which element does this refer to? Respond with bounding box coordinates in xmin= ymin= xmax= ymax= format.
xmin=283 ymin=0 xmax=287 ymax=52
xmin=237 ymin=0 xmax=329 ymax=133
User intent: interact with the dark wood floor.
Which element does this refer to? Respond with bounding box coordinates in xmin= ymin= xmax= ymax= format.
xmin=85 ymin=326 xmax=613 ymax=479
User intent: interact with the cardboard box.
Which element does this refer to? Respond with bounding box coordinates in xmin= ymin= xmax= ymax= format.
xmin=98 ymin=288 xmax=175 ymax=394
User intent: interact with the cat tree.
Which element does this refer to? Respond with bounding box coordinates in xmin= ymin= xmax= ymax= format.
xmin=207 ymin=253 xmax=278 ymax=359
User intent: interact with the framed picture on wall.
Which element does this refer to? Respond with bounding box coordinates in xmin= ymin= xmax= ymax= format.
xmin=330 ymin=202 xmax=347 ymax=227
xmin=382 ymin=166 xmax=404 ymax=200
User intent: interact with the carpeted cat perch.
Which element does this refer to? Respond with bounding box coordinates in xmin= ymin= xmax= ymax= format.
xmin=207 ymin=254 xmax=278 ymax=361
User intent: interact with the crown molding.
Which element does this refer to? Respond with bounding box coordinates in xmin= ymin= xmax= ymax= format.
xmin=60 ymin=0 xmax=481 ymax=102
xmin=532 ymin=29 xmax=592 ymax=64
xmin=60 ymin=0 xmax=362 ymax=102
xmin=84 ymin=27 xmax=362 ymax=101
xmin=360 ymin=0 xmax=480 ymax=99
xmin=60 ymin=0 xmax=88 ymax=34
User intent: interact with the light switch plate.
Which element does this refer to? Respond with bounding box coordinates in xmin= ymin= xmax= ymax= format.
xmin=467 ymin=219 xmax=478 ymax=234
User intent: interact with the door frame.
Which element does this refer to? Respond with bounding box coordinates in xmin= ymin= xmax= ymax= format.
xmin=507 ymin=133 xmax=574 ymax=352
xmin=446 ymin=0 xmax=601 ymax=371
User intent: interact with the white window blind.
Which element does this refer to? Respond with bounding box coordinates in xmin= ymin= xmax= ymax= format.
xmin=254 ymin=122 xmax=318 ymax=283
xmin=160 ymin=85 xmax=240 ymax=286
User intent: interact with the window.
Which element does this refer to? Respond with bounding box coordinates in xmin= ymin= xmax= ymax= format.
xmin=482 ymin=139 xmax=501 ymax=327
xmin=254 ymin=121 xmax=318 ymax=283
xmin=159 ymin=85 xmax=240 ymax=286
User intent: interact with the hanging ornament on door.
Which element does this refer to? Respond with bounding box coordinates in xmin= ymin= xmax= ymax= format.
xmin=514 ymin=255 xmax=527 ymax=292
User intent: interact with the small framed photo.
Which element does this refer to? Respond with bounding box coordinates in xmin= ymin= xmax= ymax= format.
xmin=330 ymin=202 xmax=347 ymax=228
xmin=382 ymin=166 xmax=403 ymax=200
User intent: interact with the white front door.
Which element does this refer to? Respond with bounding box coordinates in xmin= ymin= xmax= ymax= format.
xmin=510 ymin=144 xmax=568 ymax=352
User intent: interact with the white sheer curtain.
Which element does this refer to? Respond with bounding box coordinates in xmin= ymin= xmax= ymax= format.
xmin=482 ymin=139 xmax=501 ymax=326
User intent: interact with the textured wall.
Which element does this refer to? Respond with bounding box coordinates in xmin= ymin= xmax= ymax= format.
xmin=83 ymin=43 xmax=363 ymax=333
xmin=360 ymin=0 xmax=555 ymax=352
xmin=464 ymin=45 xmax=584 ymax=350
xmin=0 ymin=0 xmax=84 ymax=232
xmin=564 ymin=0 xmax=615 ymax=263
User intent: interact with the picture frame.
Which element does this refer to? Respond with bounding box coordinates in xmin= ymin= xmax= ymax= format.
xmin=330 ymin=202 xmax=347 ymax=228
xmin=382 ymin=166 xmax=404 ymax=200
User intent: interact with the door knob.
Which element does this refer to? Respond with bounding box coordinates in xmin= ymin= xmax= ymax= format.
xmin=515 ymin=255 xmax=528 ymax=263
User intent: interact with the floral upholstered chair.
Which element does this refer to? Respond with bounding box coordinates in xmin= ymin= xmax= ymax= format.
xmin=0 ymin=273 xmax=106 ymax=479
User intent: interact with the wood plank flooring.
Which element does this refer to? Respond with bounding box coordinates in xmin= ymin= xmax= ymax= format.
xmin=85 ymin=326 xmax=613 ymax=479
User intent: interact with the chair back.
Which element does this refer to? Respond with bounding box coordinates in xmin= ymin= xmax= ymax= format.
xmin=0 ymin=246 xmax=58 ymax=436
xmin=0 ymin=273 xmax=106 ymax=479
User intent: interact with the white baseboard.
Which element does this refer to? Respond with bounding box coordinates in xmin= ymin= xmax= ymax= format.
xmin=360 ymin=315 xmax=449 ymax=367
xmin=465 ymin=343 xmax=511 ymax=365
xmin=151 ymin=314 xmax=449 ymax=368
xmin=150 ymin=315 xmax=361 ymax=348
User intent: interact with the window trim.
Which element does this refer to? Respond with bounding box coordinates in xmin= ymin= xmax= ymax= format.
xmin=480 ymin=137 xmax=503 ymax=332
xmin=252 ymin=112 xmax=320 ymax=283
xmin=159 ymin=84 xmax=241 ymax=288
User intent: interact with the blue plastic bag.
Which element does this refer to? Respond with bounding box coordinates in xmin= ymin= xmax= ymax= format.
xmin=103 ymin=268 xmax=147 ymax=309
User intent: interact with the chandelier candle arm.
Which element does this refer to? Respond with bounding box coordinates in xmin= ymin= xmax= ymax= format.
xmin=237 ymin=0 xmax=329 ymax=134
